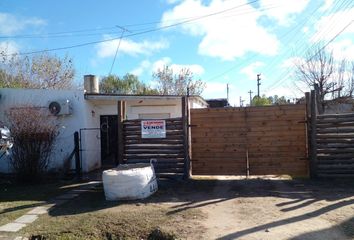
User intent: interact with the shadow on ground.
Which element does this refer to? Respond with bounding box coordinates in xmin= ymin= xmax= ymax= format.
xmin=45 ymin=178 xmax=354 ymax=218
xmin=2 ymin=176 xmax=354 ymax=239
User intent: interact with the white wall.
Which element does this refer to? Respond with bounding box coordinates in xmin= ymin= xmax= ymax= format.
xmin=126 ymin=99 xmax=182 ymax=119
xmin=0 ymin=88 xmax=88 ymax=172
xmin=0 ymin=89 xmax=207 ymax=173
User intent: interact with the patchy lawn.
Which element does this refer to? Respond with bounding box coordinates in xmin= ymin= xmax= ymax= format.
xmin=2 ymin=178 xmax=354 ymax=240
xmin=0 ymin=178 xmax=79 ymax=226
xmin=21 ymin=183 xmax=206 ymax=240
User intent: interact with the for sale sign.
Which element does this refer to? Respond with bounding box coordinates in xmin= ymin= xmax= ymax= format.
xmin=141 ymin=120 xmax=166 ymax=138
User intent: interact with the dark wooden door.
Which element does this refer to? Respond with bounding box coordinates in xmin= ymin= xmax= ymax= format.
xmin=100 ymin=115 xmax=118 ymax=166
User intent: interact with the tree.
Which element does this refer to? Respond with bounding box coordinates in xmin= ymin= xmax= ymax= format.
xmin=0 ymin=52 xmax=75 ymax=89
xmin=267 ymin=95 xmax=289 ymax=105
xmin=99 ymin=73 xmax=158 ymax=94
xmin=295 ymin=46 xmax=354 ymax=112
xmin=153 ymin=65 xmax=206 ymax=95
xmin=6 ymin=106 xmax=58 ymax=182
xmin=252 ymin=95 xmax=272 ymax=106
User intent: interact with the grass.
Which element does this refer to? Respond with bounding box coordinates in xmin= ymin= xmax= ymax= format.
xmin=21 ymin=184 xmax=205 ymax=240
xmin=0 ymin=178 xmax=79 ymax=226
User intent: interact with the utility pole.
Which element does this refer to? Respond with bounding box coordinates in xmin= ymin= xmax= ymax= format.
xmin=257 ymin=74 xmax=261 ymax=97
xmin=226 ymin=83 xmax=229 ymax=106
xmin=239 ymin=96 xmax=244 ymax=107
xmin=248 ymin=90 xmax=253 ymax=106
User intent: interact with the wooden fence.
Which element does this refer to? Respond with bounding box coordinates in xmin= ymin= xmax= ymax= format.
xmin=190 ymin=105 xmax=308 ymax=176
xmin=315 ymin=113 xmax=354 ymax=177
xmin=122 ymin=117 xmax=186 ymax=178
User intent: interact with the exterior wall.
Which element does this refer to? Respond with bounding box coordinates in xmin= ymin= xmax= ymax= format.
xmin=189 ymin=97 xmax=208 ymax=109
xmin=127 ymin=99 xmax=182 ymax=119
xmin=0 ymin=89 xmax=207 ymax=173
xmin=325 ymin=103 xmax=354 ymax=114
xmin=0 ymin=88 xmax=90 ymax=172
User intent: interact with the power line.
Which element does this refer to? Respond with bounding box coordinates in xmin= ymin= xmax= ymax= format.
xmin=108 ymin=26 xmax=131 ymax=75
xmin=207 ymin=0 xmax=326 ymax=82
xmin=1 ymin=1 xmax=285 ymax=41
xmin=3 ymin=0 xmax=261 ymax=56
xmin=0 ymin=26 xmax=119 ymax=39
xmin=264 ymin=0 xmax=354 ymax=93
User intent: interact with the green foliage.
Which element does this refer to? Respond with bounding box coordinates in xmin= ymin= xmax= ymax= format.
xmin=251 ymin=95 xmax=272 ymax=106
xmin=99 ymin=74 xmax=158 ymax=94
xmin=0 ymin=52 xmax=75 ymax=89
xmin=153 ymin=65 xmax=206 ymax=95
xmin=267 ymin=95 xmax=289 ymax=105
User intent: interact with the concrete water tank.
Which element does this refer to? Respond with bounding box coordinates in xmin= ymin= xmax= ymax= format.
xmin=84 ymin=75 xmax=99 ymax=93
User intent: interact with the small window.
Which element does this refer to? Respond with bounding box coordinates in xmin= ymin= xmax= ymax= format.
xmin=138 ymin=113 xmax=170 ymax=119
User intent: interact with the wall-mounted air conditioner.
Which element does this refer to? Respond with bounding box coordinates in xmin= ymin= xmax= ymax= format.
xmin=48 ymin=99 xmax=73 ymax=116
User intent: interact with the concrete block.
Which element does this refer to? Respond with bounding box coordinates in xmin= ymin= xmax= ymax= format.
xmin=0 ymin=223 xmax=26 ymax=232
xmin=14 ymin=215 xmax=38 ymax=224
xmin=27 ymin=206 xmax=50 ymax=215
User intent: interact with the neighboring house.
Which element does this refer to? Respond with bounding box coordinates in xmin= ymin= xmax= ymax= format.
xmin=0 ymin=76 xmax=207 ymax=173
xmin=324 ymin=97 xmax=354 ymax=114
xmin=206 ymin=98 xmax=230 ymax=108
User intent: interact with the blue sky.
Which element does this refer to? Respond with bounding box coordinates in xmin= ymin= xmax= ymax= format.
xmin=1 ymin=0 xmax=354 ymax=105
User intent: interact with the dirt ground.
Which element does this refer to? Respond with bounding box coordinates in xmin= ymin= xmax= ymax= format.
xmin=4 ymin=177 xmax=354 ymax=240
xmin=155 ymin=177 xmax=354 ymax=240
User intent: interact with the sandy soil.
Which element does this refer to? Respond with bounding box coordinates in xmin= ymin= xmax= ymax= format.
xmin=161 ymin=178 xmax=354 ymax=240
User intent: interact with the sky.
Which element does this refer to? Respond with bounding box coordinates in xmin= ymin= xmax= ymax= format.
xmin=0 ymin=0 xmax=354 ymax=106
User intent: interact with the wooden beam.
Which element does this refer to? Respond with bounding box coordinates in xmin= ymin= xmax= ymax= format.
xmin=117 ymin=101 xmax=124 ymax=165
xmin=310 ymin=90 xmax=318 ymax=178
xmin=182 ymin=96 xmax=190 ymax=179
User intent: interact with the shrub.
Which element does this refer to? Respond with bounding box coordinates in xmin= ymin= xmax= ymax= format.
xmin=6 ymin=106 xmax=58 ymax=182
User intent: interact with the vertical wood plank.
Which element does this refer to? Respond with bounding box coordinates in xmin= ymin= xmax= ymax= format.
xmin=305 ymin=92 xmax=311 ymax=173
xmin=117 ymin=101 xmax=124 ymax=165
xmin=310 ymin=90 xmax=318 ymax=178
xmin=182 ymin=96 xmax=190 ymax=179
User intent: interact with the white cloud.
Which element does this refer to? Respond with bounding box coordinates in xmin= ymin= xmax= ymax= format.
xmin=152 ymin=57 xmax=205 ymax=75
xmin=265 ymin=85 xmax=303 ymax=99
xmin=161 ymin=0 xmax=279 ymax=61
xmin=131 ymin=57 xmax=205 ymax=77
xmin=311 ymin=8 xmax=354 ymax=43
xmin=240 ymin=61 xmax=264 ymax=80
xmin=302 ymin=26 xmax=309 ymax=34
xmin=329 ymin=39 xmax=354 ymax=61
xmin=131 ymin=60 xmax=151 ymax=76
xmin=152 ymin=57 xmax=172 ymax=72
xmin=97 ymin=37 xmax=169 ymax=58
xmin=202 ymin=81 xmax=240 ymax=106
xmin=260 ymin=0 xmax=310 ymax=26
xmin=319 ymin=0 xmax=334 ymax=12
xmin=0 ymin=13 xmax=46 ymax=35
xmin=281 ymin=57 xmax=304 ymax=68
xmin=166 ymin=0 xmax=182 ymax=4
xmin=0 ymin=41 xmax=19 ymax=57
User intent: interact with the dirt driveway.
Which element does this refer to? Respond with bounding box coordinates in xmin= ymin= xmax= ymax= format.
xmin=6 ymin=177 xmax=354 ymax=240
xmin=158 ymin=178 xmax=354 ymax=240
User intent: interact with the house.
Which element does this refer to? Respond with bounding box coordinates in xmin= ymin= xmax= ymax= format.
xmin=206 ymin=98 xmax=230 ymax=108
xmin=0 ymin=75 xmax=207 ymax=173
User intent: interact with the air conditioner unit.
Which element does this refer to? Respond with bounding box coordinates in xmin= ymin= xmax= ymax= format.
xmin=48 ymin=99 xmax=73 ymax=116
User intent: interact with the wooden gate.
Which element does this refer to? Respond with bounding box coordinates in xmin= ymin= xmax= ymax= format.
xmin=315 ymin=113 xmax=354 ymax=177
xmin=190 ymin=105 xmax=308 ymax=176
xmin=121 ymin=117 xmax=187 ymax=178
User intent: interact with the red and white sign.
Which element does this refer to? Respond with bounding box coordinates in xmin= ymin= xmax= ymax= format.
xmin=141 ymin=120 xmax=166 ymax=138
